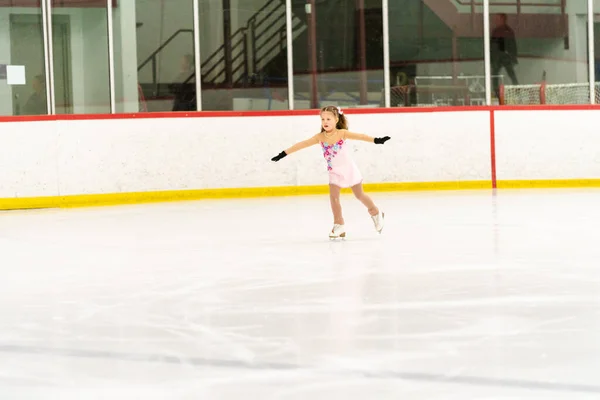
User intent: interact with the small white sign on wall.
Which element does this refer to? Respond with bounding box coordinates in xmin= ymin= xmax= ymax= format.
xmin=6 ymin=65 xmax=26 ymax=85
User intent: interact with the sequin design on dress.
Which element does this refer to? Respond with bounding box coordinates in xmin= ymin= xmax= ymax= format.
xmin=321 ymin=139 xmax=344 ymax=171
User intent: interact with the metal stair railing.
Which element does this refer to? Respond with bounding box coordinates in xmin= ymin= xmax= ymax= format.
xmin=138 ymin=0 xmax=307 ymax=90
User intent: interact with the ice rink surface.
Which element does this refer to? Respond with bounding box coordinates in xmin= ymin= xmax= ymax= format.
xmin=2 ymin=188 xmax=600 ymax=399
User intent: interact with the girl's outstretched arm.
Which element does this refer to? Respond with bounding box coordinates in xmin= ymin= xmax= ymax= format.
xmin=285 ymin=134 xmax=320 ymax=154
xmin=345 ymin=130 xmax=391 ymax=144
xmin=271 ymin=134 xmax=320 ymax=162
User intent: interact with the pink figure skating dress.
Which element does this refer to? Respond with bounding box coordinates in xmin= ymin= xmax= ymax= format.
xmin=321 ymin=136 xmax=363 ymax=188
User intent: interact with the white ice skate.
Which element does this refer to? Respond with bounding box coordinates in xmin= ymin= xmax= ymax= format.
xmin=329 ymin=224 xmax=346 ymax=239
xmin=371 ymin=211 xmax=385 ymax=233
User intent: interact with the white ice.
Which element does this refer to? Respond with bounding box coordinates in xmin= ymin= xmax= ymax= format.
xmin=1 ymin=189 xmax=600 ymax=399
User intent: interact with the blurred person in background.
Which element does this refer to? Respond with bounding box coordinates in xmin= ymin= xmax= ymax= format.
xmin=170 ymin=54 xmax=196 ymax=111
xmin=22 ymin=74 xmax=47 ymax=115
xmin=491 ymin=13 xmax=518 ymax=97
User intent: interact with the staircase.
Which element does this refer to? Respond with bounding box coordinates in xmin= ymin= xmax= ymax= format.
xmin=138 ymin=0 xmax=307 ymax=97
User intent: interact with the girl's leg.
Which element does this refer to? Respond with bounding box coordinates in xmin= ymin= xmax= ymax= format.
xmin=329 ymin=184 xmax=344 ymax=225
xmin=351 ymin=183 xmax=379 ymax=216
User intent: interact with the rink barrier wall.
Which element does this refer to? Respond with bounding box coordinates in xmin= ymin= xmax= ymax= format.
xmin=2 ymin=105 xmax=600 ymax=210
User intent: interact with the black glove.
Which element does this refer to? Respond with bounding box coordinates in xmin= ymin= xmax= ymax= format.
xmin=374 ymin=136 xmax=391 ymax=144
xmin=271 ymin=151 xmax=287 ymax=162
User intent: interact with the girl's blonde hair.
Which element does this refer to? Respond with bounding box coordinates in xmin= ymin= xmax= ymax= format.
xmin=320 ymin=105 xmax=348 ymax=132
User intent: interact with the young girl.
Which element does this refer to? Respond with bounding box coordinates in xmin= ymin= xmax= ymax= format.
xmin=271 ymin=105 xmax=391 ymax=239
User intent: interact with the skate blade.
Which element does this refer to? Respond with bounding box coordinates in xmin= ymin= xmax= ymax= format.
xmin=377 ymin=212 xmax=385 ymax=234
xmin=329 ymin=232 xmax=346 ymax=240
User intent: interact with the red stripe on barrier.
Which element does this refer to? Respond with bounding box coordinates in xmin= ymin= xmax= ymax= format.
xmin=4 ymin=104 xmax=600 ymax=123
xmin=0 ymin=106 xmax=495 ymax=123
xmin=0 ymin=109 xmax=318 ymax=122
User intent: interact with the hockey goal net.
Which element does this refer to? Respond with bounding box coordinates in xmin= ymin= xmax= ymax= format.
xmin=390 ymin=75 xmax=489 ymax=107
xmin=500 ymin=82 xmax=600 ymax=105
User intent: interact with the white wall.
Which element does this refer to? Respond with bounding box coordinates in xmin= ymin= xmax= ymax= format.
xmin=0 ymin=110 xmax=490 ymax=198
xmin=4 ymin=108 xmax=600 ymax=202
xmin=0 ymin=120 xmax=59 ymax=198
xmin=495 ymin=109 xmax=600 ymax=181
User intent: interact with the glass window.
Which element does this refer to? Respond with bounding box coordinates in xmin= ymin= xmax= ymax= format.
xmin=388 ymin=0 xmax=485 ymax=107
xmin=198 ymin=0 xmax=290 ymax=111
xmin=51 ymin=0 xmax=110 ymax=114
xmin=0 ymin=4 xmax=48 ymax=116
xmin=493 ymin=0 xmax=590 ymax=105
xmin=114 ymin=0 xmax=195 ymax=113
xmin=292 ymin=0 xmax=384 ymax=110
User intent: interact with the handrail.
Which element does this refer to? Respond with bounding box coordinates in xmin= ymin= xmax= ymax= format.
xmin=137 ymin=29 xmax=193 ymax=71
xmin=202 ymin=27 xmax=247 ymax=81
xmin=202 ymin=43 xmax=225 ymax=67
xmin=202 ymin=28 xmax=245 ymax=68
xmin=245 ymin=0 xmax=280 ymax=25
xmin=252 ymin=21 xmax=304 ymax=74
xmin=250 ymin=2 xmax=282 ymax=31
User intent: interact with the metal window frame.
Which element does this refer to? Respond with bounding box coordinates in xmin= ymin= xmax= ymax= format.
xmin=42 ymin=0 xmax=56 ymax=115
xmin=285 ymin=0 xmax=294 ymax=110
xmin=107 ymin=0 xmax=116 ymax=113
xmin=483 ymin=0 xmax=491 ymax=105
xmin=382 ymin=0 xmax=390 ymax=108
xmin=41 ymin=0 xmax=52 ymax=115
xmin=588 ymin=0 xmax=595 ymax=104
xmin=193 ymin=0 xmax=203 ymax=111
